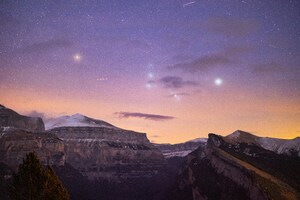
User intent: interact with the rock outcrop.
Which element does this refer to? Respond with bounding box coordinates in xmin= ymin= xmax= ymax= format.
xmin=0 ymin=105 xmax=65 ymax=171
xmin=0 ymin=105 xmax=45 ymax=132
xmin=172 ymin=133 xmax=300 ymax=200
xmin=48 ymin=126 xmax=164 ymax=181
xmin=46 ymin=117 xmax=170 ymax=200
xmin=154 ymin=138 xmax=207 ymax=158
xmin=225 ymin=130 xmax=300 ymax=157
xmin=0 ymin=128 xmax=65 ymax=170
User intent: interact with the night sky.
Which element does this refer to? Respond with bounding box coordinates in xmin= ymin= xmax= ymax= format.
xmin=1 ymin=0 xmax=300 ymax=143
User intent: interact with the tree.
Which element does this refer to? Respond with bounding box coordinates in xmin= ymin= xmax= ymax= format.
xmin=10 ymin=152 xmax=69 ymax=200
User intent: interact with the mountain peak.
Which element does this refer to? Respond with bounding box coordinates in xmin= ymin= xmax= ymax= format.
xmin=224 ymin=130 xmax=259 ymax=145
xmin=45 ymin=114 xmax=117 ymax=130
xmin=70 ymin=113 xmax=86 ymax=119
xmin=187 ymin=137 xmax=208 ymax=143
xmin=0 ymin=105 xmax=45 ymax=131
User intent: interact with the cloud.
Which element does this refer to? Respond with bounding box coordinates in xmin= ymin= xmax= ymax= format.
xmin=158 ymin=76 xmax=198 ymax=89
xmin=0 ymin=11 xmax=20 ymax=30
xmin=15 ymin=39 xmax=72 ymax=54
xmin=150 ymin=135 xmax=161 ymax=138
xmin=115 ymin=112 xmax=175 ymax=121
xmin=124 ymin=39 xmax=151 ymax=50
xmin=252 ymin=62 xmax=284 ymax=74
xmin=96 ymin=36 xmax=150 ymax=51
xmin=166 ymin=92 xmax=191 ymax=98
xmin=25 ymin=110 xmax=46 ymax=119
xmin=169 ymin=54 xmax=232 ymax=73
xmin=169 ymin=45 xmax=251 ymax=73
xmin=222 ymin=45 xmax=253 ymax=56
xmin=205 ymin=17 xmax=260 ymax=37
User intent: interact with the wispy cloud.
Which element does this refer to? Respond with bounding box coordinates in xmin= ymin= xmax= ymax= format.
xmin=169 ymin=45 xmax=251 ymax=73
xmin=151 ymin=135 xmax=161 ymax=138
xmin=115 ymin=112 xmax=175 ymax=121
xmin=166 ymin=92 xmax=191 ymax=98
xmin=158 ymin=76 xmax=198 ymax=89
xmin=252 ymin=62 xmax=284 ymax=74
xmin=205 ymin=17 xmax=260 ymax=37
xmin=14 ymin=38 xmax=72 ymax=54
xmin=169 ymin=54 xmax=232 ymax=73
xmin=25 ymin=110 xmax=46 ymax=119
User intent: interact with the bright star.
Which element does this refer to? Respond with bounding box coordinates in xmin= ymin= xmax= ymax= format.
xmin=214 ymin=78 xmax=223 ymax=86
xmin=147 ymin=72 xmax=154 ymax=79
xmin=73 ymin=53 xmax=81 ymax=62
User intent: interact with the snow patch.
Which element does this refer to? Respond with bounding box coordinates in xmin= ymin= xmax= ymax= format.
xmin=187 ymin=138 xmax=207 ymax=143
xmin=163 ymin=150 xmax=193 ymax=158
xmin=45 ymin=114 xmax=117 ymax=130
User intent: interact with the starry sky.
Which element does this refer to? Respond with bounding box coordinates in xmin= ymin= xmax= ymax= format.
xmin=1 ymin=0 xmax=300 ymax=143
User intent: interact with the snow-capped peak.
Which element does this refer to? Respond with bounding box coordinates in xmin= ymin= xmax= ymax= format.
xmin=224 ymin=130 xmax=300 ymax=157
xmin=225 ymin=130 xmax=259 ymax=145
xmin=187 ymin=138 xmax=208 ymax=143
xmin=70 ymin=113 xmax=86 ymax=119
xmin=45 ymin=114 xmax=117 ymax=130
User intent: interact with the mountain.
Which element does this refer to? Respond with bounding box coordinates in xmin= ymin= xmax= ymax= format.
xmin=44 ymin=114 xmax=170 ymax=199
xmin=154 ymin=138 xmax=207 ymax=158
xmin=1 ymin=105 xmax=300 ymax=200
xmin=0 ymin=105 xmax=64 ymax=170
xmin=171 ymin=132 xmax=300 ymax=200
xmin=0 ymin=128 xmax=65 ymax=170
xmin=0 ymin=105 xmax=44 ymax=132
xmin=48 ymin=125 xmax=164 ymax=181
xmin=0 ymin=107 xmax=170 ymax=199
xmin=45 ymin=113 xmax=117 ymax=130
xmin=46 ymin=114 xmax=164 ymax=181
xmin=224 ymin=130 xmax=300 ymax=157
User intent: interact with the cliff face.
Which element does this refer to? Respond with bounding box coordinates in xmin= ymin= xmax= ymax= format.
xmin=48 ymin=127 xmax=165 ymax=181
xmin=0 ymin=105 xmax=45 ymax=132
xmin=154 ymin=138 xmax=207 ymax=158
xmin=48 ymin=126 xmax=171 ymax=200
xmin=172 ymin=147 xmax=265 ymax=199
xmin=172 ymin=133 xmax=300 ymax=200
xmin=0 ymin=128 xmax=65 ymax=170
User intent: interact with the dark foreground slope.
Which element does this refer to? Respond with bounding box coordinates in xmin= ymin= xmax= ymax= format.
xmin=171 ymin=132 xmax=300 ymax=200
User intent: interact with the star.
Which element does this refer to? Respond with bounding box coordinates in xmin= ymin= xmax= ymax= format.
xmin=214 ymin=78 xmax=223 ymax=86
xmin=73 ymin=53 xmax=82 ymax=62
xmin=147 ymin=72 xmax=154 ymax=79
xmin=173 ymin=94 xmax=181 ymax=101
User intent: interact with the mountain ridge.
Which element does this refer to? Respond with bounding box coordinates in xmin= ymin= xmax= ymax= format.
xmin=45 ymin=113 xmax=118 ymax=130
xmin=1 ymin=105 xmax=300 ymax=200
xmin=225 ymin=130 xmax=300 ymax=156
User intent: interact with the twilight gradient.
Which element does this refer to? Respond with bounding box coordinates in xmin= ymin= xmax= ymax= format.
xmin=1 ymin=0 xmax=299 ymax=143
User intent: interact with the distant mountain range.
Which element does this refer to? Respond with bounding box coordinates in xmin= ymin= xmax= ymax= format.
xmin=224 ymin=130 xmax=300 ymax=156
xmin=0 ymin=105 xmax=299 ymax=200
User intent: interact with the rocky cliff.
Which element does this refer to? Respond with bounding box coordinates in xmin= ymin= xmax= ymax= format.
xmin=48 ymin=126 xmax=164 ymax=181
xmin=46 ymin=116 xmax=170 ymax=199
xmin=171 ymin=133 xmax=300 ymax=200
xmin=154 ymin=138 xmax=207 ymax=158
xmin=0 ymin=105 xmax=45 ymax=132
xmin=0 ymin=127 xmax=65 ymax=170
xmin=224 ymin=130 xmax=300 ymax=157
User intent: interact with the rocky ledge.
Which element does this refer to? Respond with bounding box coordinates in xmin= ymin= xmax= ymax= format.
xmin=0 ymin=105 xmax=45 ymax=132
xmin=0 ymin=128 xmax=65 ymax=170
xmin=48 ymin=126 xmax=165 ymax=181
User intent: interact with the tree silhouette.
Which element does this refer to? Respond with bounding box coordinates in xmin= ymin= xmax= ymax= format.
xmin=10 ymin=152 xmax=69 ymax=200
